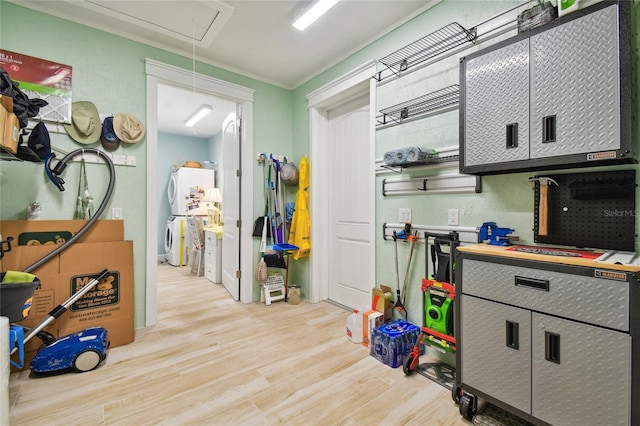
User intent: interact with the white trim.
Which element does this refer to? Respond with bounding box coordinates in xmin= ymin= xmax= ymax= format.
xmin=307 ymin=60 xmax=377 ymax=108
xmin=146 ymin=59 xmax=255 ymax=101
xmin=307 ymin=60 xmax=377 ymax=304
xmin=145 ymin=59 xmax=255 ymax=326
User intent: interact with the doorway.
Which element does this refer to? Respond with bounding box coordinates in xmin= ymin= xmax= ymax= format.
xmin=307 ymin=60 xmax=377 ymax=308
xmin=155 ymin=83 xmax=237 ymax=297
xmin=145 ymin=60 xmax=255 ymax=326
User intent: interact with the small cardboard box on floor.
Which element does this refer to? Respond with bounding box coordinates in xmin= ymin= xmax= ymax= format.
xmin=362 ymin=310 xmax=383 ymax=347
xmin=1 ymin=220 xmax=133 ymax=371
xmin=371 ymin=285 xmax=393 ymax=322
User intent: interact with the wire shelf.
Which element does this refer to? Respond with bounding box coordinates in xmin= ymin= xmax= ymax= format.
xmin=375 ymin=22 xmax=477 ymax=82
xmin=377 ymin=84 xmax=459 ymax=128
xmin=380 ymin=154 xmax=460 ymax=174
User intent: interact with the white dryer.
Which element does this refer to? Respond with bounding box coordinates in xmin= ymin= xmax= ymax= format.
xmin=165 ymin=216 xmax=191 ymax=266
xmin=167 ymin=167 xmax=216 ymax=216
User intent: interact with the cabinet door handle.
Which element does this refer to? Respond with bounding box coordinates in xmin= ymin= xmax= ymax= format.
xmin=506 ymin=123 xmax=518 ymax=149
xmin=542 ymin=115 xmax=556 ymax=143
xmin=506 ymin=320 xmax=519 ymax=350
xmin=514 ymin=276 xmax=549 ymax=291
xmin=545 ymin=331 xmax=561 ymax=364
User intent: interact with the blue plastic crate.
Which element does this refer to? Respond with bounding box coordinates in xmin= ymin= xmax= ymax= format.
xmin=370 ymin=320 xmax=422 ymax=368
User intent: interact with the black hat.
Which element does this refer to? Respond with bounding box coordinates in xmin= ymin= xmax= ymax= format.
xmin=15 ymin=132 xmax=41 ymax=162
xmin=27 ymin=122 xmax=51 ymax=160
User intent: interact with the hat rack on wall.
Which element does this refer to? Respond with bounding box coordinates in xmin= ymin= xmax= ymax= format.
xmin=51 ymin=146 xmax=136 ymax=167
xmin=25 ymin=118 xmax=137 ymax=167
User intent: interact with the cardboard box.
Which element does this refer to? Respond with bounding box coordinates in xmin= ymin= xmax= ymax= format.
xmin=5 ymin=240 xmax=134 ymax=371
xmin=0 ymin=219 xmax=124 ymax=246
xmin=362 ymin=310 xmax=383 ymax=348
xmin=0 ymin=96 xmax=8 ymax=149
xmin=0 ymin=95 xmax=19 ymax=154
xmin=372 ymin=285 xmax=393 ymax=321
xmin=58 ymin=241 xmax=134 ymax=333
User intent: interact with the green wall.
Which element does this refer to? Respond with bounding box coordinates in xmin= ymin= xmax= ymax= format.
xmin=0 ymin=1 xmax=294 ymax=327
xmin=293 ymin=0 xmax=640 ymax=330
xmin=1 ymin=0 xmax=638 ymax=332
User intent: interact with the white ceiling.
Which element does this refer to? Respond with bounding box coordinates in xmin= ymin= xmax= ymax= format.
xmin=8 ymin=0 xmax=439 ymax=137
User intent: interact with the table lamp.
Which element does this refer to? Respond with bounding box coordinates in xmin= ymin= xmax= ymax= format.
xmin=204 ymin=188 xmax=222 ymax=225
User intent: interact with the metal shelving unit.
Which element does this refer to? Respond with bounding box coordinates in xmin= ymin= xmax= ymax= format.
xmin=374 ymin=23 xmax=477 ymax=83
xmin=376 ymin=84 xmax=459 ymax=130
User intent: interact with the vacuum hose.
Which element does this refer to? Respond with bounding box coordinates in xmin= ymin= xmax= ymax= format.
xmin=24 ymin=148 xmax=116 ymax=273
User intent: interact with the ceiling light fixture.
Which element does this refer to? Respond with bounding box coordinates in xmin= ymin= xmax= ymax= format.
xmin=293 ymin=0 xmax=340 ymax=31
xmin=185 ymin=104 xmax=213 ymax=127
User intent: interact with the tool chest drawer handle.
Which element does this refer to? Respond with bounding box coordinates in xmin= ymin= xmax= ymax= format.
xmin=506 ymin=123 xmax=518 ymax=149
xmin=505 ymin=320 xmax=519 ymax=350
xmin=545 ymin=331 xmax=561 ymax=364
xmin=514 ymin=276 xmax=549 ymax=291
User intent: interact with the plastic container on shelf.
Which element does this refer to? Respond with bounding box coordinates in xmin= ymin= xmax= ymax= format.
xmin=557 ymin=0 xmax=599 ymax=17
xmin=346 ymin=309 xmax=363 ymax=343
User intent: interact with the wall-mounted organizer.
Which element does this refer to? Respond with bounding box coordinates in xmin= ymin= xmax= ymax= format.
xmin=374 ymin=23 xmax=477 ymax=83
xmin=533 ymin=170 xmax=636 ymax=251
xmin=378 ymin=146 xmax=460 ymax=174
xmin=373 ymin=1 xmax=541 ymax=85
xmin=382 ymin=173 xmax=481 ymax=197
xmin=382 ymin=222 xmax=479 ymax=246
xmin=376 ymin=85 xmax=459 ymax=130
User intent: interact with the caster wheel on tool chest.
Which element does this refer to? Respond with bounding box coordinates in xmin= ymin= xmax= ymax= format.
xmin=403 ymin=354 xmax=415 ymax=376
xmin=452 ymin=384 xmax=462 ymax=403
xmin=459 ymin=392 xmax=477 ymax=421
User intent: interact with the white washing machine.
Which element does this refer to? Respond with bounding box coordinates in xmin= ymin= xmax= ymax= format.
xmin=165 ymin=216 xmax=191 ymax=266
xmin=167 ymin=167 xmax=216 ymax=216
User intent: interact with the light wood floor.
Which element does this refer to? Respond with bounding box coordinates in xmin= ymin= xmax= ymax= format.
xmin=9 ymin=262 xmax=470 ymax=425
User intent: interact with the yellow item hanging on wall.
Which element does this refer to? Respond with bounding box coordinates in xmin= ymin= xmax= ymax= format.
xmin=288 ymin=155 xmax=310 ymax=260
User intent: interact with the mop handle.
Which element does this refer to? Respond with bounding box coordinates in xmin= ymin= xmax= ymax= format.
xmin=18 ymin=269 xmax=110 ymax=350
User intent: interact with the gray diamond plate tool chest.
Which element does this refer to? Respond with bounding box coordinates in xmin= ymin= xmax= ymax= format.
xmin=459 ymin=1 xmax=634 ymax=175
xmin=454 ymin=244 xmax=640 ymax=426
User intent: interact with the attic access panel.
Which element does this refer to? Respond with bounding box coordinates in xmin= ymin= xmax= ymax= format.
xmin=533 ymin=170 xmax=636 ymax=251
xmin=81 ymin=1 xmax=233 ymax=47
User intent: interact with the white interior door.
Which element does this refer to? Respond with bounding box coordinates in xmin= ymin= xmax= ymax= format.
xmin=327 ymin=95 xmax=372 ymax=309
xmin=221 ymin=110 xmax=240 ymax=300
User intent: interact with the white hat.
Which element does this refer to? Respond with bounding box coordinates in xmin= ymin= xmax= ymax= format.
xmin=113 ymin=112 xmax=145 ymax=143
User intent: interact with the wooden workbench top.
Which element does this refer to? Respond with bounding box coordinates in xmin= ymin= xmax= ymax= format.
xmin=457 ymin=244 xmax=640 ymax=273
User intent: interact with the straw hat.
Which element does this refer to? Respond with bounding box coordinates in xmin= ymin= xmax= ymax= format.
xmin=113 ymin=112 xmax=145 ymax=143
xmin=64 ymin=101 xmax=101 ymax=144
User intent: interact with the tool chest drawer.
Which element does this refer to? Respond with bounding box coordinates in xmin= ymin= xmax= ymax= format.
xmin=461 ymin=258 xmax=629 ymax=331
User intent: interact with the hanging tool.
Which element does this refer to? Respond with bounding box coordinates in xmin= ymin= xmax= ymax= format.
xmin=529 ymin=176 xmax=558 ymax=236
xmin=392 ymin=231 xmax=406 ymax=318
xmin=401 ymin=231 xmax=418 ymax=307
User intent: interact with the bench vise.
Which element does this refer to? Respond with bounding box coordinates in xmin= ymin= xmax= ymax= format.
xmin=479 ymin=222 xmax=515 ymax=246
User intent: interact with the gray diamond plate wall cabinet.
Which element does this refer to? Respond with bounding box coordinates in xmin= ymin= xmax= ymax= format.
xmin=459 ymin=1 xmax=634 ymax=175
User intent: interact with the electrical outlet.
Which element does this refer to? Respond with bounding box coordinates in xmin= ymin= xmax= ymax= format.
xmin=447 ymin=208 xmax=459 ymax=226
xmin=399 ymin=208 xmax=412 ymax=223
xmin=112 ymin=208 xmax=123 ymax=219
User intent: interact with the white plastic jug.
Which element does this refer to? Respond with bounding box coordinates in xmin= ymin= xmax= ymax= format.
xmin=346 ymin=309 xmax=363 ymax=343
